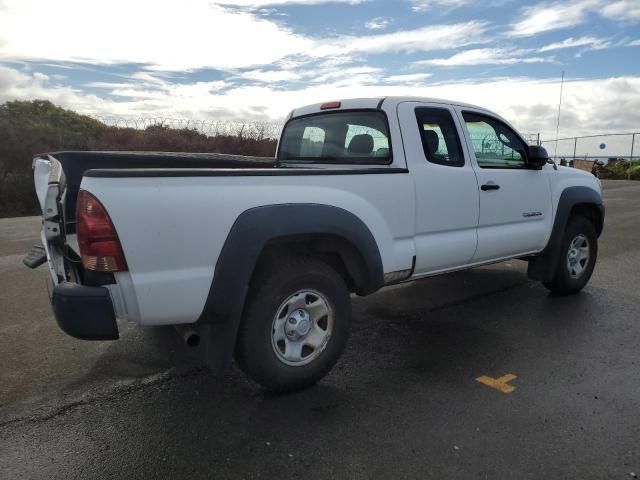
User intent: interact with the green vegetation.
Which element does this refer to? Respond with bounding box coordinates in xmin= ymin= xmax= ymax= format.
xmin=601 ymin=160 xmax=640 ymax=180
xmin=0 ymin=100 xmax=277 ymax=217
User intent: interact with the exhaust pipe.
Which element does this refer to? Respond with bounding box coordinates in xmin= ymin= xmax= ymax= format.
xmin=174 ymin=324 xmax=200 ymax=347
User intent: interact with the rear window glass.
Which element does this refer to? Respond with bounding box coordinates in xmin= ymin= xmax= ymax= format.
xmin=278 ymin=111 xmax=391 ymax=164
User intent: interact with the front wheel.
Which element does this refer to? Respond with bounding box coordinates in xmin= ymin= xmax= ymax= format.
xmin=543 ymin=216 xmax=598 ymax=295
xmin=235 ymin=256 xmax=351 ymax=392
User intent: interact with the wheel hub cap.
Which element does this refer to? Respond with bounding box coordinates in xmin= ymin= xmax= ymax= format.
xmin=566 ymin=234 xmax=590 ymax=279
xmin=285 ymin=309 xmax=311 ymax=339
xmin=271 ymin=290 xmax=333 ymax=367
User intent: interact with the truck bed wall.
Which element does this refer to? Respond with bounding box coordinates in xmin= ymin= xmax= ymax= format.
xmin=38 ymin=151 xmax=274 ymax=230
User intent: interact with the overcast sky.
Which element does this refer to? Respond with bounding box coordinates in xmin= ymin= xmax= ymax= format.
xmin=0 ymin=0 xmax=639 ymax=138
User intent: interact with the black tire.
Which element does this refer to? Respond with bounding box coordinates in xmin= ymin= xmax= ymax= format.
xmin=235 ymin=256 xmax=351 ymax=392
xmin=543 ymin=216 xmax=598 ymax=295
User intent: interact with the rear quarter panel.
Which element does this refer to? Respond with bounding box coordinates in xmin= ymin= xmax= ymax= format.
xmin=80 ymin=172 xmax=415 ymax=325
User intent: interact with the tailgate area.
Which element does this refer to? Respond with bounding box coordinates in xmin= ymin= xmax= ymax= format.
xmin=29 ymin=155 xmax=121 ymax=340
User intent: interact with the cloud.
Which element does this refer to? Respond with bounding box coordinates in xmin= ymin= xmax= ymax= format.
xmin=601 ymin=0 xmax=640 ymax=20
xmin=0 ymin=0 xmax=311 ymax=71
xmin=365 ymin=17 xmax=391 ymax=30
xmin=509 ymin=0 xmax=639 ymax=37
xmin=212 ymin=0 xmax=366 ymax=5
xmin=414 ymin=48 xmax=549 ymax=67
xmin=310 ymin=66 xmax=382 ymax=85
xmin=383 ymin=73 xmax=432 ymax=83
xmin=237 ymin=69 xmax=302 ymax=82
xmin=315 ymin=21 xmax=489 ymax=56
xmin=84 ymin=81 xmax=134 ymax=89
xmin=509 ymin=0 xmax=599 ymax=37
xmin=538 ymin=36 xmax=611 ymax=52
xmin=410 ymin=0 xmax=471 ymax=12
xmin=0 ymin=66 xmax=113 ymax=114
xmin=3 ymin=65 xmax=639 ymax=139
xmin=0 ymin=0 xmax=488 ymax=73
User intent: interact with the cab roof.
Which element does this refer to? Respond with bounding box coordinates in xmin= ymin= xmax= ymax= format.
xmin=289 ymin=96 xmax=493 ymax=119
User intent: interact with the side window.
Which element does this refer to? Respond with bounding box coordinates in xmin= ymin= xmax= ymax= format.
xmin=415 ymin=107 xmax=464 ymax=167
xmin=300 ymin=126 xmax=325 ymax=157
xmin=462 ymin=112 xmax=527 ymax=169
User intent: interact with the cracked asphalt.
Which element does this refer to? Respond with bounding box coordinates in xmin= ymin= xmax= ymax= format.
xmin=1 ymin=180 xmax=639 ymax=479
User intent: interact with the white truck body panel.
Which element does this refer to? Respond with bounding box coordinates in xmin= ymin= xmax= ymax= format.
xmin=81 ymin=171 xmax=416 ymax=325
xmin=35 ymin=96 xmax=603 ymax=330
xmin=452 ymin=106 xmax=554 ymax=261
xmin=397 ymin=101 xmax=480 ymax=273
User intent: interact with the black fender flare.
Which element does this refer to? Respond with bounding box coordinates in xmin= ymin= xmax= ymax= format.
xmin=528 ymin=186 xmax=604 ymax=282
xmin=197 ymin=203 xmax=384 ymax=370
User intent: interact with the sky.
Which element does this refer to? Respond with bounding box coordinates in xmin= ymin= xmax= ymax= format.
xmin=0 ymin=0 xmax=639 ymax=139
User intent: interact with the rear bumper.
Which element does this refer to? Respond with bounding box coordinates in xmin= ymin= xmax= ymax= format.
xmin=50 ymin=281 xmax=119 ymax=340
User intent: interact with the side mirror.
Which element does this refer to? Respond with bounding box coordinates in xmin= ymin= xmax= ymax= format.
xmin=527 ymin=145 xmax=549 ymax=169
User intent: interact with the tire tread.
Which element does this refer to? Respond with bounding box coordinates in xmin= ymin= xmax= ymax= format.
xmin=235 ymin=255 xmax=351 ymax=392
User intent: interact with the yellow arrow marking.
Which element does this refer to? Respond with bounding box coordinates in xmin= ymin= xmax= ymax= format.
xmin=476 ymin=374 xmax=517 ymax=393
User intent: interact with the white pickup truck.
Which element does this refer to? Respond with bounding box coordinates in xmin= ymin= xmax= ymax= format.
xmin=25 ymin=97 xmax=604 ymax=391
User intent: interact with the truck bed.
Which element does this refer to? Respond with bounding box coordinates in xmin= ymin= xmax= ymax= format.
xmin=38 ymin=151 xmax=275 ymax=231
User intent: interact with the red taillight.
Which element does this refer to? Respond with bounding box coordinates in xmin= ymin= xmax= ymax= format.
xmin=76 ymin=190 xmax=128 ymax=272
xmin=320 ymin=101 xmax=341 ymax=110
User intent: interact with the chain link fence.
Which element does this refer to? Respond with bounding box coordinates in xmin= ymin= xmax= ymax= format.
xmin=532 ymin=132 xmax=639 ymax=180
xmin=537 ymin=133 xmax=639 ymax=164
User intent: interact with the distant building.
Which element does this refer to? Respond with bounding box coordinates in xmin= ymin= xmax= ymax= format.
xmin=573 ymin=159 xmax=595 ymax=172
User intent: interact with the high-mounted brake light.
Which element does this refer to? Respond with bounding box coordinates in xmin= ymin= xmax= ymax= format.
xmin=320 ymin=101 xmax=341 ymax=110
xmin=76 ymin=190 xmax=128 ymax=272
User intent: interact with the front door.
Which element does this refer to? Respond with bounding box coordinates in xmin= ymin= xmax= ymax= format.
xmin=398 ymin=102 xmax=480 ymax=275
xmin=456 ymin=108 xmax=553 ymax=262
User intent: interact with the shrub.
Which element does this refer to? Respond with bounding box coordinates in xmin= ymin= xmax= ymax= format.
xmin=601 ymin=160 xmax=639 ymax=180
xmin=0 ymin=100 xmax=277 ymax=218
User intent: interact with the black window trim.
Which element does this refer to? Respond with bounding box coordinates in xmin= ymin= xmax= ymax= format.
xmin=276 ymin=108 xmax=394 ymax=167
xmin=461 ymin=110 xmax=530 ymax=170
xmin=414 ymin=106 xmax=465 ymax=168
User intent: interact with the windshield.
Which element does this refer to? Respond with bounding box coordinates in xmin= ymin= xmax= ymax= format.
xmin=278 ymin=110 xmax=391 ymax=164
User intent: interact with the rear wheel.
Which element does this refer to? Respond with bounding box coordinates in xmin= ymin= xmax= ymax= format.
xmin=235 ymin=256 xmax=351 ymax=392
xmin=543 ymin=216 xmax=598 ymax=295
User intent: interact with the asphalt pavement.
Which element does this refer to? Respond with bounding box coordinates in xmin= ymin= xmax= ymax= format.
xmin=1 ymin=180 xmax=639 ymax=479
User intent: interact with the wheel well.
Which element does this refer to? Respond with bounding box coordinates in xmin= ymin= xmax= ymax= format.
xmin=251 ymin=234 xmax=370 ymax=294
xmin=569 ymin=203 xmax=603 ymax=236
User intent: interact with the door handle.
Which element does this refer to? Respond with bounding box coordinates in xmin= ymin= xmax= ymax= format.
xmin=481 ymin=183 xmax=500 ymax=191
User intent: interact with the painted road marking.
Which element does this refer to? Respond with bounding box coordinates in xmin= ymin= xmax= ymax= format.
xmin=476 ymin=374 xmax=517 ymax=393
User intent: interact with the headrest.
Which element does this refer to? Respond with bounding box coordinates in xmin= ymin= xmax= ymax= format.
xmin=423 ymin=130 xmax=439 ymax=155
xmin=348 ymin=134 xmax=374 ymax=155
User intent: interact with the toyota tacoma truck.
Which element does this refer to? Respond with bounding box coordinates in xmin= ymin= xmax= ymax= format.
xmin=24 ymin=97 xmax=604 ymax=392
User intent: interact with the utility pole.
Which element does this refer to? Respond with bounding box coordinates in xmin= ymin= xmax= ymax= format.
xmin=630 ymin=133 xmax=636 ymax=180
xmin=553 ymin=71 xmax=565 ymax=162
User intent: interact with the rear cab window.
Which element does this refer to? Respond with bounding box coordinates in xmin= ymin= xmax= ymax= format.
xmin=278 ymin=111 xmax=391 ymax=164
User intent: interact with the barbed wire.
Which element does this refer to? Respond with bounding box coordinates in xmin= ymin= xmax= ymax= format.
xmin=87 ymin=115 xmax=638 ymax=160
xmin=91 ymin=115 xmax=283 ymax=140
